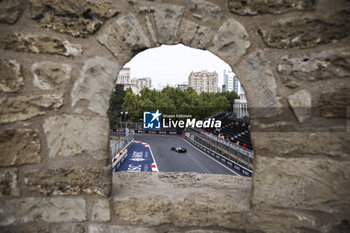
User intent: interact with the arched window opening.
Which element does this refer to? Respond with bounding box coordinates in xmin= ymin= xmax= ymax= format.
xmin=109 ymin=44 xmax=253 ymax=177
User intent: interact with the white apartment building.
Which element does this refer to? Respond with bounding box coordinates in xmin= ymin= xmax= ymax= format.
xmin=188 ymin=70 xmax=218 ymax=94
xmin=116 ymin=68 xmax=130 ymax=84
xmin=137 ymin=77 xmax=152 ymax=90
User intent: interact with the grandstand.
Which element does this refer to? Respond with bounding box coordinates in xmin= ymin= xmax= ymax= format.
xmin=203 ymin=112 xmax=253 ymax=151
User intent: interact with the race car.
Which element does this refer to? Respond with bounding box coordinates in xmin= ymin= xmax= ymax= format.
xmin=171 ymin=147 xmax=187 ymax=153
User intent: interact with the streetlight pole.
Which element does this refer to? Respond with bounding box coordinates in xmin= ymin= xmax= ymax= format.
xmin=120 ymin=111 xmax=128 ymax=136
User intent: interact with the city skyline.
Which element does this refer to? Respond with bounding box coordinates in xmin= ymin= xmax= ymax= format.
xmin=123 ymin=44 xmax=233 ymax=88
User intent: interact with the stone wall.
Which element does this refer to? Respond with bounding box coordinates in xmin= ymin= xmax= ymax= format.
xmin=0 ymin=0 xmax=349 ymax=232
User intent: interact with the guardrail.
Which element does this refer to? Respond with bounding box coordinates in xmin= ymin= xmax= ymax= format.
xmin=110 ymin=133 xmax=134 ymax=158
xmin=185 ymin=133 xmax=252 ymax=177
xmin=191 ymin=128 xmax=254 ymax=159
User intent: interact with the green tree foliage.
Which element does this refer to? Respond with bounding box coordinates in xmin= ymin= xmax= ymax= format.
xmin=108 ymin=84 xmax=125 ymax=128
xmin=108 ymin=87 xmax=239 ymax=123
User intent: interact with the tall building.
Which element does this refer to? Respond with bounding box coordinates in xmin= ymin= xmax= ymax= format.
xmin=116 ymin=68 xmax=130 ymax=84
xmin=233 ymin=80 xmax=249 ymax=118
xmin=137 ymin=77 xmax=152 ymax=90
xmin=223 ymin=70 xmax=236 ymax=92
xmin=188 ymin=70 xmax=218 ymax=94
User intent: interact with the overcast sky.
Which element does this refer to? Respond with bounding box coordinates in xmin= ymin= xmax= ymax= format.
xmin=124 ymin=44 xmax=233 ymax=89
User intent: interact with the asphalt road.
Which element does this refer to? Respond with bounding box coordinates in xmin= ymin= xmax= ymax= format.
xmin=134 ymin=134 xmax=237 ymax=175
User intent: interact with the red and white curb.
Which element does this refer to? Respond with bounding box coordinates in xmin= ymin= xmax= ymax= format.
xmin=135 ymin=141 xmax=159 ymax=172
xmin=151 ymin=162 xmax=159 ymax=173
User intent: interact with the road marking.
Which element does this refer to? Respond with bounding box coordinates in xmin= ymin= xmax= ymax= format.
xmin=148 ymin=144 xmax=159 ymax=172
xmin=187 ymin=153 xmax=211 ymax=173
xmin=182 ymin=138 xmax=239 ymax=176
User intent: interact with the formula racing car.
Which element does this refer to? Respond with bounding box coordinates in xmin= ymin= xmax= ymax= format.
xmin=171 ymin=147 xmax=187 ymax=153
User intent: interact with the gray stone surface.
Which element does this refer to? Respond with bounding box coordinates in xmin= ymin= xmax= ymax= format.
xmin=114 ymin=195 xmax=172 ymax=226
xmin=187 ymin=0 xmax=222 ymax=21
xmin=154 ymin=4 xmax=185 ymax=44
xmin=51 ymin=223 xmax=85 ymax=233
xmin=0 ymin=59 xmax=23 ymax=93
xmin=98 ymin=13 xmax=151 ymax=59
xmin=173 ymin=192 xmax=245 ymax=229
xmin=145 ymin=15 xmax=157 ymax=44
xmin=0 ymin=169 xmax=20 ymax=197
xmin=29 ymin=0 xmax=118 ymax=37
xmin=113 ymin=172 xmax=251 ymax=229
xmin=0 ymin=197 xmax=86 ymax=226
xmin=277 ymin=47 xmax=350 ymax=87
xmin=178 ymin=20 xmax=214 ymax=49
xmin=43 ymin=115 xmax=109 ymax=160
xmin=0 ymin=94 xmax=63 ymax=124
xmin=0 ymin=33 xmax=82 ymax=56
xmin=252 ymin=156 xmax=350 ymax=215
xmin=24 ymin=168 xmax=111 ymax=196
xmin=89 ymin=225 xmax=156 ymax=233
xmin=251 ymin=132 xmax=350 ymax=159
xmin=71 ymin=56 xmax=119 ymax=116
xmin=0 ymin=129 xmax=41 ymax=167
xmin=288 ymin=89 xmax=312 ymax=123
xmin=209 ymin=18 xmax=250 ymax=65
xmin=0 ymin=0 xmax=23 ymax=24
xmin=91 ymin=199 xmax=110 ymax=222
xmin=228 ymin=0 xmax=315 ymax=15
xmin=236 ymin=50 xmax=278 ymax=117
xmin=259 ymin=10 xmax=350 ymax=49
xmin=246 ymin=208 xmax=319 ymax=233
xmin=32 ymin=62 xmax=71 ymax=90
xmin=317 ymin=88 xmax=350 ymax=118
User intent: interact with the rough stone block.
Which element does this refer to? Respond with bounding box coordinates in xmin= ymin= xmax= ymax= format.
xmin=43 ymin=115 xmax=109 ymax=160
xmin=288 ymin=89 xmax=312 ymax=123
xmin=0 ymin=224 xmax=49 ymax=233
xmin=91 ymin=199 xmax=110 ymax=222
xmin=114 ymin=195 xmax=172 ymax=226
xmin=51 ymin=223 xmax=85 ymax=233
xmin=0 ymin=169 xmax=19 ymax=197
xmin=154 ymin=4 xmax=185 ymax=44
xmin=29 ymin=0 xmax=118 ymax=37
xmin=31 ymin=62 xmax=71 ymax=90
xmin=209 ymin=18 xmax=250 ymax=65
xmin=228 ymin=0 xmax=315 ymax=15
xmin=246 ymin=208 xmax=320 ymax=233
xmin=236 ymin=50 xmax=278 ymax=117
xmin=0 ymin=33 xmax=82 ymax=57
xmin=277 ymin=47 xmax=350 ymax=87
xmin=0 ymin=59 xmax=23 ymax=93
xmin=0 ymin=0 xmax=23 ymax=24
xmin=177 ymin=20 xmax=214 ymax=49
xmin=88 ymin=225 xmax=156 ymax=233
xmin=98 ymin=13 xmax=151 ymax=60
xmin=71 ymin=57 xmax=119 ymax=116
xmin=259 ymin=10 xmax=350 ymax=49
xmin=317 ymin=88 xmax=350 ymax=118
xmin=0 ymin=197 xmax=86 ymax=226
xmin=251 ymin=132 xmax=350 ymax=158
xmin=24 ymin=168 xmax=111 ymax=197
xmin=252 ymin=156 xmax=350 ymax=215
xmin=0 ymin=129 xmax=41 ymax=167
xmin=187 ymin=0 xmax=222 ymax=21
xmin=173 ymin=192 xmax=245 ymax=229
xmin=0 ymin=94 xmax=63 ymax=124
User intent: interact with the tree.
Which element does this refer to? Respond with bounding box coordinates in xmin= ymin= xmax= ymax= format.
xmin=108 ymin=84 xmax=125 ymax=129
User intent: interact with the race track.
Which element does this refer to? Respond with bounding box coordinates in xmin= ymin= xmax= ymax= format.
xmin=134 ymin=134 xmax=237 ymax=175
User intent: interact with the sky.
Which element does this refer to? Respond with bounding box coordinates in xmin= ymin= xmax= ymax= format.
xmin=124 ymin=44 xmax=233 ymax=89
